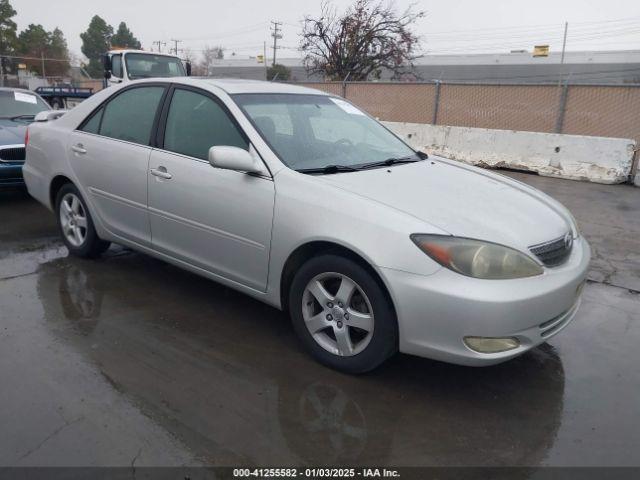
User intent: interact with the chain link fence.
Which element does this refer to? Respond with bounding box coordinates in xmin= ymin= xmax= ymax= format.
xmin=1 ymin=73 xmax=104 ymax=93
xmin=300 ymin=80 xmax=640 ymax=176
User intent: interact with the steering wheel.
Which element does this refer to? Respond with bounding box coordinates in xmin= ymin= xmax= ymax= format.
xmin=334 ymin=138 xmax=353 ymax=148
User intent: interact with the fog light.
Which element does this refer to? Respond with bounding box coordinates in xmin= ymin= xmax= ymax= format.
xmin=464 ymin=336 xmax=520 ymax=353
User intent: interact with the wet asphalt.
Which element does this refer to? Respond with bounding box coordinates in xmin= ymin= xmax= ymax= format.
xmin=0 ymin=171 xmax=638 ymax=468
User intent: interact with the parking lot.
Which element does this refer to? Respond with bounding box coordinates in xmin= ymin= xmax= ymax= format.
xmin=0 ymin=171 xmax=639 ymax=468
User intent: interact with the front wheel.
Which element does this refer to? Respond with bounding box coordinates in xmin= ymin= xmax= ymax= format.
xmin=289 ymin=254 xmax=398 ymax=373
xmin=55 ymin=183 xmax=110 ymax=258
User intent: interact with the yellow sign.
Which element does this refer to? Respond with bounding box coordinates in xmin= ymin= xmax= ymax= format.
xmin=533 ymin=45 xmax=549 ymax=57
xmin=257 ymin=54 xmax=264 ymax=63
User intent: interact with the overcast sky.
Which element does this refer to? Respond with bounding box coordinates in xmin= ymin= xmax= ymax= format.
xmin=13 ymin=0 xmax=640 ymax=61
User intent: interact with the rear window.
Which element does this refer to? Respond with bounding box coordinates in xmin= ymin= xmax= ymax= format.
xmin=80 ymin=86 xmax=165 ymax=145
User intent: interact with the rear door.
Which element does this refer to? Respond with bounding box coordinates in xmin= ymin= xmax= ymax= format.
xmin=147 ymin=86 xmax=275 ymax=291
xmin=70 ymin=84 xmax=167 ymax=246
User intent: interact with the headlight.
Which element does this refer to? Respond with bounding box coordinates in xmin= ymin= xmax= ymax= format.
xmin=411 ymin=234 xmax=543 ymax=279
xmin=566 ymin=210 xmax=580 ymax=239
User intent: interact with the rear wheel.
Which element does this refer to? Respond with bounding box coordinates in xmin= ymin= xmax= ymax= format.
xmin=55 ymin=183 xmax=110 ymax=258
xmin=50 ymin=97 xmax=64 ymax=109
xmin=289 ymin=254 xmax=398 ymax=373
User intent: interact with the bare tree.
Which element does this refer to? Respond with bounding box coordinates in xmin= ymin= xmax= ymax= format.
xmin=199 ymin=45 xmax=225 ymax=75
xmin=301 ymin=0 xmax=424 ymax=81
xmin=181 ymin=47 xmax=205 ymax=75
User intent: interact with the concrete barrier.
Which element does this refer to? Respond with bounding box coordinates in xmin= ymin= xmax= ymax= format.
xmin=384 ymin=122 xmax=637 ymax=185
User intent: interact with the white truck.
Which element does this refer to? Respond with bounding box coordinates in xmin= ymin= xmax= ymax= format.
xmin=102 ymin=50 xmax=192 ymax=86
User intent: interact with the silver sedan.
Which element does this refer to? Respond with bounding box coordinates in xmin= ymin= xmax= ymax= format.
xmin=23 ymin=78 xmax=590 ymax=373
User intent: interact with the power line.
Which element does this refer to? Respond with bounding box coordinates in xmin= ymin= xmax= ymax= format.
xmin=423 ymin=15 xmax=640 ymax=37
xmin=176 ymin=22 xmax=269 ymax=42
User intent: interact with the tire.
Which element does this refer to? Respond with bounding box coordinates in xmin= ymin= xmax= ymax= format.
xmin=50 ymin=97 xmax=64 ymax=110
xmin=55 ymin=183 xmax=110 ymax=258
xmin=289 ymin=254 xmax=398 ymax=373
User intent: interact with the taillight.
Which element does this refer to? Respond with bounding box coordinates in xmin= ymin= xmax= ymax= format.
xmin=25 ymin=127 xmax=29 ymax=147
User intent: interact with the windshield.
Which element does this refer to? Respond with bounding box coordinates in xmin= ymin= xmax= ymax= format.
xmin=124 ymin=53 xmax=186 ymax=79
xmin=0 ymin=90 xmax=49 ymax=118
xmin=233 ymin=94 xmax=416 ymax=171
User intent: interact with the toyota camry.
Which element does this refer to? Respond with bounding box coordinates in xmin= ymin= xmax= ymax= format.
xmin=23 ymin=78 xmax=590 ymax=373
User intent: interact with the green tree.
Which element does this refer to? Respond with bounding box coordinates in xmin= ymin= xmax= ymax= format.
xmin=0 ymin=0 xmax=18 ymax=75
xmin=80 ymin=15 xmax=112 ymax=77
xmin=267 ymin=63 xmax=291 ymax=81
xmin=47 ymin=28 xmax=70 ymax=76
xmin=17 ymin=24 xmax=70 ymax=77
xmin=111 ymin=22 xmax=141 ymax=49
xmin=17 ymin=24 xmax=47 ymax=74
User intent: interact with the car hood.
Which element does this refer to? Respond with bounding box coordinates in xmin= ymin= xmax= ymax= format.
xmin=317 ymin=158 xmax=571 ymax=250
xmin=0 ymin=119 xmax=27 ymax=145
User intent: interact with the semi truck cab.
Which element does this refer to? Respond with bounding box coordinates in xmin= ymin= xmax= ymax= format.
xmin=102 ymin=50 xmax=191 ymax=86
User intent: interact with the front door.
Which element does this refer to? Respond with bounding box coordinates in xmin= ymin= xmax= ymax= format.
xmin=148 ymin=87 xmax=274 ymax=291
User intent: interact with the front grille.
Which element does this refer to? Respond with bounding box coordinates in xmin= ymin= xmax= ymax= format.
xmin=0 ymin=146 xmax=26 ymax=162
xmin=529 ymin=234 xmax=573 ymax=267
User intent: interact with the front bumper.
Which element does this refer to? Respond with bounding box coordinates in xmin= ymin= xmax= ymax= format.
xmin=381 ymin=236 xmax=590 ymax=366
xmin=0 ymin=163 xmax=24 ymax=186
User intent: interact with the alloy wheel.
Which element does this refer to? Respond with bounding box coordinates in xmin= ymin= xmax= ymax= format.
xmin=302 ymin=272 xmax=375 ymax=357
xmin=59 ymin=192 xmax=88 ymax=247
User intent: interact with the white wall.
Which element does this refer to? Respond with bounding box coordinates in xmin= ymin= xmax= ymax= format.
xmin=384 ymin=122 xmax=637 ymax=185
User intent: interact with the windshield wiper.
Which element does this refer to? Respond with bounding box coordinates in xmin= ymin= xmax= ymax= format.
xmin=0 ymin=114 xmax=36 ymax=121
xmin=296 ymin=164 xmax=361 ymax=175
xmin=357 ymin=155 xmax=423 ymax=170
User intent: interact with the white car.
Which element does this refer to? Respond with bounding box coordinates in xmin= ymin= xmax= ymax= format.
xmin=23 ymin=78 xmax=590 ymax=373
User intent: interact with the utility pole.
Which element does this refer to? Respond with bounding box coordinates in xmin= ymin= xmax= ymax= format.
xmin=555 ymin=22 xmax=570 ymax=133
xmin=170 ymin=39 xmax=182 ymax=56
xmin=270 ymin=21 xmax=282 ymax=66
xmin=41 ymin=51 xmax=46 ymax=79
xmin=263 ymin=41 xmax=268 ymax=80
xmin=558 ymin=22 xmax=568 ymax=86
xmin=152 ymin=40 xmax=166 ymax=53
xmin=0 ymin=30 xmax=4 ymax=87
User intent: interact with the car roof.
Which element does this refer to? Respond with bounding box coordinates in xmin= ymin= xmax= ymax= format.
xmin=111 ymin=49 xmax=181 ymax=58
xmin=165 ymin=77 xmax=332 ymax=96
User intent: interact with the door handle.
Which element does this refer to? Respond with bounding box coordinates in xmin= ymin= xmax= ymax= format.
xmin=150 ymin=167 xmax=172 ymax=179
xmin=71 ymin=144 xmax=87 ymax=154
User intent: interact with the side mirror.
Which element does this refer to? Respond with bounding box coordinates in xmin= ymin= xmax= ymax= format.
xmin=104 ymin=70 xmax=112 ymax=79
xmin=102 ymin=54 xmax=112 ymax=72
xmin=208 ymin=146 xmax=263 ymax=174
xmin=185 ymin=61 xmax=192 ymax=76
xmin=34 ymin=110 xmax=68 ymax=122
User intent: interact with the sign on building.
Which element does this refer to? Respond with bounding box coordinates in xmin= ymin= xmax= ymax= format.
xmin=533 ymin=45 xmax=550 ymax=57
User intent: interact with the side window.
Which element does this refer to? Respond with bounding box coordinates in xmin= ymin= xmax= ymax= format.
xmin=163 ymin=89 xmax=248 ymax=160
xmin=99 ymin=87 xmax=165 ymax=145
xmin=111 ymin=54 xmax=123 ymax=78
xmin=80 ymin=107 xmax=104 ymax=134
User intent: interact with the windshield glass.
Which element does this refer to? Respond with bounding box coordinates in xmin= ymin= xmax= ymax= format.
xmin=124 ymin=53 xmax=186 ymax=79
xmin=233 ymin=94 xmax=416 ymax=171
xmin=0 ymin=90 xmax=49 ymax=118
